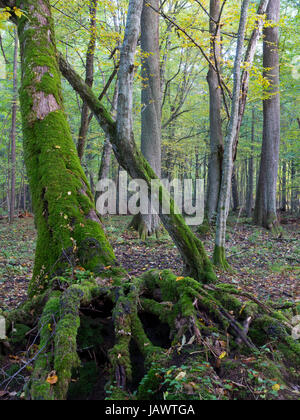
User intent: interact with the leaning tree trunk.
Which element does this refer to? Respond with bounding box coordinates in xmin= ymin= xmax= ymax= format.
xmin=254 ymin=0 xmax=281 ymax=230
xmin=129 ymin=0 xmax=162 ymax=239
xmin=59 ymin=56 xmax=216 ymax=283
xmin=16 ymin=0 xmax=115 ymax=297
xmin=214 ymin=0 xmax=250 ymax=269
xmin=206 ymin=0 xmax=224 ymax=224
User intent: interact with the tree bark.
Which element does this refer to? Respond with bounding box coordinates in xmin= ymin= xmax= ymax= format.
xmin=95 ymin=85 xmax=118 ymax=203
xmin=9 ymin=27 xmax=18 ymax=224
xmin=206 ymin=0 xmax=224 ymax=223
xmin=231 ymin=165 xmax=239 ymax=212
xmin=246 ymin=109 xmax=255 ymax=217
xmin=129 ymin=0 xmax=162 ymax=239
xmin=254 ymin=0 xmax=281 ymax=229
xmin=77 ymin=0 xmax=98 ymax=162
xmin=16 ymin=0 xmax=115 ymax=297
xmin=232 ymin=0 xmax=270 ymax=161
xmin=214 ymin=0 xmax=251 ymax=268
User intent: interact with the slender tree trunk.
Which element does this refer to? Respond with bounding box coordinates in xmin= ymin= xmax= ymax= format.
xmin=246 ymin=109 xmax=255 ymax=217
xmin=9 ymin=27 xmax=18 ymax=224
xmin=16 ymin=0 xmax=115 ymax=297
xmin=95 ymin=85 xmax=118 ymax=203
xmin=231 ymin=165 xmax=239 ymax=212
xmin=206 ymin=0 xmax=224 ymax=223
xmin=281 ymin=160 xmax=287 ymax=212
xmin=291 ymin=160 xmax=298 ymax=214
xmin=214 ymin=0 xmax=251 ymax=268
xmin=232 ymin=0 xmax=270 ymax=160
xmin=77 ymin=0 xmax=98 ymax=161
xmin=129 ymin=0 xmax=162 ymax=239
xmin=254 ymin=0 xmax=281 ymax=229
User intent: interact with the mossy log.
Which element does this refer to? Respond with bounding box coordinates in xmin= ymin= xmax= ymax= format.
xmin=1 ymin=269 xmax=299 ymax=400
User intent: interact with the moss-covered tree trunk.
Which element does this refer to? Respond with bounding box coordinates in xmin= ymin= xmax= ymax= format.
xmin=16 ymin=0 xmax=115 ymax=297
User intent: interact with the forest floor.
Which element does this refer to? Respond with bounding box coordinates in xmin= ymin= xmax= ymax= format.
xmin=0 ymin=213 xmax=299 ymax=310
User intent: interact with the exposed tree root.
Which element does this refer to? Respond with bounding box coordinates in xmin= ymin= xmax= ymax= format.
xmin=128 ymin=213 xmax=161 ymax=240
xmin=1 ymin=269 xmax=299 ymax=400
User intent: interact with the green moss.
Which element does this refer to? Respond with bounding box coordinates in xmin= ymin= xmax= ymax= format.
xmin=9 ymin=324 xmax=31 ymax=345
xmin=68 ymin=361 xmax=99 ymax=400
xmin=213 ymin=245 xmax=230 ymax=270
xmin=137 ymin=366 xmax=162 ymax=400
xmin=16 ymin=0 xmax=116 ymax=298
xmin=77 ymin=316 xmax=103 ymax=350
xmin=277 ymin=336 xmax=300 ymax=368
xmin=106 ymin=386 xmax=132 ymax=400
xmin=249 ymin=315 xmax=288 ymax=347
xmin=30 ymin=293 xmax=61 ymax=400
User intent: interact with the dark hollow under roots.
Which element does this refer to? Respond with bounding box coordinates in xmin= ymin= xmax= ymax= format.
xmin=1 ymin=269 xmax=299 ymax=400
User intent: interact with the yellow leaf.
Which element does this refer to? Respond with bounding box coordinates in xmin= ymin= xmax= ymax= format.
xmin=13 ymin=7 xmax=23 ymax=18
xmin=104 ymin=266 xmax=112 ymax=270
xmin=46 ymin=372 xmax=58 ymax=385
xmin=176 ymin=276 xmax=184 ymax=282
xmin=272 ymin=384 xmax=280 ymax=392
xmin=219 ymin=352 xmax=227 ymax=360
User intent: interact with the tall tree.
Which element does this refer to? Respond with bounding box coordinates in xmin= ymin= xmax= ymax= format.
xmin=214 ymin=0 xmax=251 ymax=268
xmin=129 ymin=0 xmax=162 ymax=239
xmin=76 ymin=0 xmax=98 ymax=162
xmin=246 ymin=108 xmax=255 ymax=217
xmin=14 ymin=0 xmax=115 ymax=297
xmin=254 ymin=0 xmax=281 ymax=229
xmin=206 ymin=0 xmax=224 ymax=223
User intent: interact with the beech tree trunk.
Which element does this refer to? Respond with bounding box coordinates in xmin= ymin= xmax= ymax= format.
xmin=246 ymin=109 xmax=255 ymax=217
xmin=129 ymin=0 xmax=162 ymax=238
xmin=254 ymin=0 xmax=281 ymax=229
xmin=16 ymin=0 xmax=115 ymax=297
xmin=231 ymin=165 xmax=240 ymax=212
xmin=9 ymin=27 xmax=18 ymax=224
xmin=214 ymin=0 xmax=250 ymax=268
xmin=206 ymin=0 xmax=224 ymax=223
xmin=232 ymin=0 xmax=270 ymax=160
xmin=95 ymin=85 xmax=118 ymax=206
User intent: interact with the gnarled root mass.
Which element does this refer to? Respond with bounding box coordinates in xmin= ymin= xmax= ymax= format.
xmin=1 ymin=269 xmax=299 ymax=400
